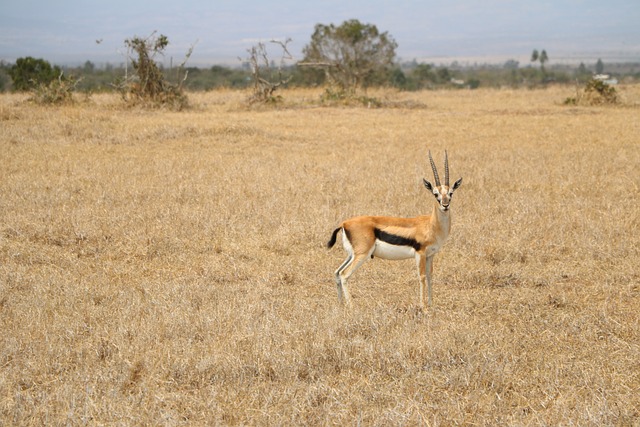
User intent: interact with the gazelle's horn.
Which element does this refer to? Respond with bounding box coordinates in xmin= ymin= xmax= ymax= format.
xmin=428 ymin=150 xmax=441 ymax=187
xmin=444 ymin=150 xmax=450 ymax=187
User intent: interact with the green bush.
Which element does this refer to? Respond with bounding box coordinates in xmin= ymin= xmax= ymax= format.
xmin=9 ymin=57 xmax=62 ymax=91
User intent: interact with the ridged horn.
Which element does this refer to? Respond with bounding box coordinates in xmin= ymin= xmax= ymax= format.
xmin=428 ymin=150 xmax=441 ymax=187
xmin=444 ymin=150 xmax=449 ymax=187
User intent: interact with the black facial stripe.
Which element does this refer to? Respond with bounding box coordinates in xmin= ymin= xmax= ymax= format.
xmin=374 ymin=228 xmax=421 ymax=251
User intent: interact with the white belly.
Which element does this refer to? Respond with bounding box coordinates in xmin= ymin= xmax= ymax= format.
xmin=372 ymin=240 xmax=416 ymax=260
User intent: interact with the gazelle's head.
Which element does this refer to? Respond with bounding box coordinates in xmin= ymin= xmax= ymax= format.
xmin=423 ymin=150 xmax=462 ymax=212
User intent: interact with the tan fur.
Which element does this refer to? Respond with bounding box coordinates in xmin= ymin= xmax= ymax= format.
xmin=340 ymin=211 xmax=449 ymax=254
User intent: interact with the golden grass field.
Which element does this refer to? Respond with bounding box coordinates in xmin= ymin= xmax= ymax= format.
xmin=1 ymin=86 xmax=639 ymax=426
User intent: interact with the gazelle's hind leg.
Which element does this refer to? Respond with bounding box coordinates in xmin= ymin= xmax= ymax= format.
xmin=335 ymin=253 xmax=370 ymax=307
xmin=335 ymin=254 xmax=353 ymax=304
xmin=333 ymin=227 xmax=374 ymax=307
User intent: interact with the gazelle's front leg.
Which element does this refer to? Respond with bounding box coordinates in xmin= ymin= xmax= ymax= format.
xmin=416 ymin=254 xmax=427 ymax=308
xmin=417 ymin=254 xmax=435 ymax=307
xmin=425 ymin=255 xmax=434 ymax=307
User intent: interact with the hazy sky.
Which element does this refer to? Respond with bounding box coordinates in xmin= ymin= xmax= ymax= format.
xmin=1 ymin=0 xmax=638 ymax=66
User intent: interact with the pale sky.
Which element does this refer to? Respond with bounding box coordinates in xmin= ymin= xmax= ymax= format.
xmin=1 ymin=0 xmax=638 ymax=67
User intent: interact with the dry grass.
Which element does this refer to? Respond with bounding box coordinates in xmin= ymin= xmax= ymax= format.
xmin=1 ymin=86 xmax=639 ymax=426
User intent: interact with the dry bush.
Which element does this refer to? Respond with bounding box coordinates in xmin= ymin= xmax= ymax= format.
xmin=1 ymin=86 xmax=639 ymax=425
xmin=116 ymin=33 xmax=189 ymax=110
xmin=29 ymin=73 xmax=79 ymax=105
xmin=565 ymin=78 xmax=620 ymax=106
xmin=245 ymin=39 xmax=293 ymax=105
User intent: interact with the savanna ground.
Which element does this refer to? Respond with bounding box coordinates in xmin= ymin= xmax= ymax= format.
xmin=1 ymin=86 xmax=639 ymax=426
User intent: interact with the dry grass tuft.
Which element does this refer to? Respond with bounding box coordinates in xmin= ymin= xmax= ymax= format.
xmin=1 ymin=86 xmax=639 ymax=425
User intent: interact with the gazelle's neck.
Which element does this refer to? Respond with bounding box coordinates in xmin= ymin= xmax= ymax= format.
xmin=431 ymin=202 xmax=452 ymax=234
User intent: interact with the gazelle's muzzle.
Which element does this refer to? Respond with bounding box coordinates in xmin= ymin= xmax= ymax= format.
xmin=440 ymin=194 xmax=451 ymax=211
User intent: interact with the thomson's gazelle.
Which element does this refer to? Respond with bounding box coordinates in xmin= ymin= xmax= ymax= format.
xmin=327 ymin=151 xmax=462 ymax=308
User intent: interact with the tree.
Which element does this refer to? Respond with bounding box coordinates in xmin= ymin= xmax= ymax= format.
xmin=413 ymin=63 xmax=433 ymax=80
xmin=0 ymin=64 xmax=9 ymax=92
xmin=437 ymin=67 xmax=451 ymax=83
xmin=9 ymin=57 xmax=62 ymax=91
xmin=575 ymin=62 xmax=590 ymax=82
xmin=539 ymin=50 xmax=549 ymax=71
xmin=389 ymin=67 xmax=406 ymax=88
xmin=578 ymin=62 xmax=588 ymax=75
xmin=83 ymin=61 xmax=95 ymax=74
xmin=300 ymin=19 xmax=397 ymax=94
xmin=595 ymin=58 xmax=604 ymax=75
xmin=530 ymin=49 xmax=548 ymax=71
xmin=531 ymin=49 xmax=539 ymax=64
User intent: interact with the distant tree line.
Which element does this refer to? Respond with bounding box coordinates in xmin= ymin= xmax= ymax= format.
xmin=1 ymin=19 xmax=639 ymax=95
xmin=4 ymin=57 xmax=637 ymax=95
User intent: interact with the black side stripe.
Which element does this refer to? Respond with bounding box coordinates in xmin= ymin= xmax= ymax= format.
xmin=374 ymin=228 xmax=421 ymax=251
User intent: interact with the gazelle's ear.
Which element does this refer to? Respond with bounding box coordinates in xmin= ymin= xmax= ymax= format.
xmin=452 ymin=177 xmax=462 ymax=191
xmin=423 ymin=178 xmax=434 ymax=192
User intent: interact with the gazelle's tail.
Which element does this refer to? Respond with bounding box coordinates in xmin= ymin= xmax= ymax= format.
xmin=327 ymin=227 xmax=341 ymax=249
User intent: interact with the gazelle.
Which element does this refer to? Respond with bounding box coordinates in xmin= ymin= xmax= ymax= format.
xmin=327 ymin=151 xmax=462 ymax=308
